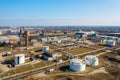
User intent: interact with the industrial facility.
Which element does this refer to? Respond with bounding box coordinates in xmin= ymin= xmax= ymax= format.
xmin=0 ymin=26 xmax=120 ymax=80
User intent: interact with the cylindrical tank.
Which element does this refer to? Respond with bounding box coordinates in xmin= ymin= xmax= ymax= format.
xmin=70 ymin=59 xmax=86 ymax=72
xmin=42 ymin=46 xmax=49 ymax=52
xmin=84 ymin=55 xmax=98 ymax=66
xmin=14 ymin=54 xmax=25 ymax=64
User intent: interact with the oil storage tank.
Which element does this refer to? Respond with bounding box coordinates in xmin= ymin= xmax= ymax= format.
xmin=70 ymin=59 xmax=86 ymax=72
xmin=14 ymin=54 xmax=25 ymax=64
xmin=84 ymin=55 xmax=98 ymax=66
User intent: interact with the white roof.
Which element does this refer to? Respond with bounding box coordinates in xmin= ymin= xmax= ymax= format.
xmin=42 ymin=46 xmax=49 ymax=48
xmin=70 ymin=59 xmax=84 ymax=65
xmin=15 ymin=54 xmax=25 ymax=57
xmin=85 ymin=55 xmax=98 ymax=60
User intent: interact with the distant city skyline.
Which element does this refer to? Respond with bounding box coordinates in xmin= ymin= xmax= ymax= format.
xmin=0 ymin=0 xmax=120 ymax=26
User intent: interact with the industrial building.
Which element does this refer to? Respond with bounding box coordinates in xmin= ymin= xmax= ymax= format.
xmin=75 ymin=30 xmax=96 ymax=39
xmin=0 ymin=36 xmax=20 ymax=43
xmin=0 ymin=37 xmax=9 ymax=43
xmin=70 ymin=59 xmax=86 ymax=72
xmin=44 ymin=50 xmax=62 ymax=57
xmin=42 ymin=46 xmax=49 ymax=53
xmin=117 ymin=38 xmax=120 ymax=44
xmin=84 ymin=55 xmax=98 ymax=66
xmin=75 ymin=30 xmax=95 ymax=35
xmin=14 ymin=54 xmax=25 ymax=65
xmin=42 ymin=55 xmax=53 ymax=61
xmin=9 ymin=29 xmax=20 ymax=35
xmin=58 ymin=36 xmax=71 ymax=41
xmin=51 ymin=39 xmax=61 ymax=44
xmin=106 ymin=40 xmax=116 ymax=47
xmin=41 ymin=37 xmax=48 ymax=42
xmin=42 ymin=50 xmax=62 ymax=61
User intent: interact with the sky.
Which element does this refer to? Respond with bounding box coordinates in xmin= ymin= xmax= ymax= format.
xmin=0 ymin=0 xmax=120 ymax=26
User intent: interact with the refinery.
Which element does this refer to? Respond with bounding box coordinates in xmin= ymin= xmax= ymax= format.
xmin=0 ymin=26 xmax=119 ymax=80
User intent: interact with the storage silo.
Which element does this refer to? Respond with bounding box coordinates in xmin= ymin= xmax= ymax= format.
xmin=14 ymin=54 xmax=25 ymax=64
xmin=70 ymin=59 xmax=86 ymax=72
xmin=42 ymin=46 xmax=49 ymax=52
xmin=84 ymin=55 xmax=98 ymax=66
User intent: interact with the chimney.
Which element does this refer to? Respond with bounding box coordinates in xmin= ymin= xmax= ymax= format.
xmin=25 ymin=31 xmax=29 ymax=49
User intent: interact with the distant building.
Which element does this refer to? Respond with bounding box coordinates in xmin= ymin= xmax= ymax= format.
xmin=75 ymin=30 xmax=95 ymax=35
xmin=106 ymin=33 xmax=120 ymax=37
xmin=106 ymin=40 xmax=116 ymax=46
xmin=51 ymin=39 xmax=61 ymax=44
xmin=76 ymin=38 xmax=84 ymax=43
xmin=0 ymin=31 xmax=2 ymax=35
xmin=41 ymin=37 xmax=48 ymax=42
xmin=117 ymin=38 xmax=120 ymax=44
xmin=59 ymin=36 xmax=71 ymax=41
xmin=0 ymin=37 xmax=9 ymax=43
xmin=42 ymin=46 xmax=49 ymax=53
xmin=0 ymin=36 xmax=20 ymax=43
xmin=42 ymin=50 xmax=62 ymax=61
xmin=75 ymin=30 xmax=96 ymax=39
xmin=9 ymin=29 xmax=19 ymax=35
xmin=30 ymin=39 xmax=38 ymax=43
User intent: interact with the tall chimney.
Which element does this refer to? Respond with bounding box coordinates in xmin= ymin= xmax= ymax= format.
xmin=19 ymin=28 xmax=22 ymax=45
xmin=25 ymin=31 xmax=29 ymax=49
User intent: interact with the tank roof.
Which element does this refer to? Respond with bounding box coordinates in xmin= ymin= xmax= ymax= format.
xmin=85 ymin=55 xmax=98 ymax=60
xmin=70 ymin=59 xmax=85 ymax=64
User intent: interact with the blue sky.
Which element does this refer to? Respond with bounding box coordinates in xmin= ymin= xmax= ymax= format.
xmin=0 ymin=0 xmax=120 ymax=26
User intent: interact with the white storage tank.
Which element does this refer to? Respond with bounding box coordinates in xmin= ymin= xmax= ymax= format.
xmin=14 ymin=54 xmax=25 ymax=64
xmin=70 ymin=59 xmax=86 ymax=72
xmin=84 ymin=55 xmax=98 ymax=66
xmin=42 ymin=46 xmax=49 ymax=52
xmin=106 ymin=40 xmax=116 ymax=46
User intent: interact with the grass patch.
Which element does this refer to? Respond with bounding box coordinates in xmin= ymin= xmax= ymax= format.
xmin=64 ymin=47 xmax=95 ymax=55
xmin=15 ymin=64 xmax=33 ymax=73
xmin=1 ymin=70 xmax=15 ymax=78
xmin=33 ymin=60 xmax=54 ymax=68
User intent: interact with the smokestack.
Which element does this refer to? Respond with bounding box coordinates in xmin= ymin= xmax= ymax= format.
xmin=19 ymin=28 xmax=22 ymax=45
xmin=19 ymin=28 xmax=24 ymax=45
xmin=25 ymin=31 xmax=29 ymax=49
